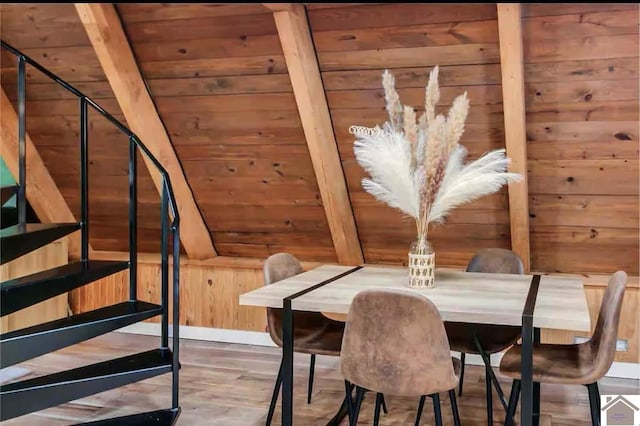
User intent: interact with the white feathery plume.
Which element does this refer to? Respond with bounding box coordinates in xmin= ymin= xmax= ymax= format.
xmin=354 ymin=124 xmax=421 ymax=218
xmin=427 ymin=147 xmax=522 ymax=224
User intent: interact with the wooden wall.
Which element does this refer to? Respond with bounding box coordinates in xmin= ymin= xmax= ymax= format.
xmin=1 ymin=3 xmax=637 ymax=274
xmin=116 ymin=3 xmax=337 ymax=262
xmin=308 ymin=3 xmax=511 ymax=266
xmin=71 ymin=252 xmax=639 ymax=363
xmin=522 ymin=3 xmax=639 ymax=274
xmin=70 ymin=253 xmax=268 ymax=332
xmin=0 ymin=3 xmax=163 ymax=253
xmin=1 ymin=238 xmax=68 ymax=332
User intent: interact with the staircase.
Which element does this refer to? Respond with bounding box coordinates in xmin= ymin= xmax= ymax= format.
xmin=0 ymin=41 xmax=181 ymax=425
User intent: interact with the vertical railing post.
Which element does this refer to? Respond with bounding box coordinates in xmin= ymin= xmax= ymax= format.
xmin=160 ymin=180 xmax=169 ymax=349
xmin=128 ymin=136 xmax=138 ymax=300
xmin=171 ymin=224 xmax=180 ymax=408
xmin=79 ymin=98 xmax=89 ymax=261
xmin=17 ymin=56 xmax=26 ymax=225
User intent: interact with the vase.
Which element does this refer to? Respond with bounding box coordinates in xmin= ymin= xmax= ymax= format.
xmin=408 ymin=237 xmax=435 ymax=288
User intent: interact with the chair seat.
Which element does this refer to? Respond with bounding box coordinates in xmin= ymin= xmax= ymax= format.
xmin=445 ymin=322 xmax=521 ymax=354
xmin=451 ymin=356 xmax=462 ymax=378
xmin=499 ymin=342 xmax=597 ymax=385
xmin=271 ymin=316 xmax=345 ymax=357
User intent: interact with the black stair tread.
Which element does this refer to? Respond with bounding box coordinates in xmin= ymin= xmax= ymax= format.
xmin=1 ymin=260 xmax=129 ymax=316
xmin=0 ymin=301 xmax=162 ymax=369
xmin=0 ymin=222 xmax=81 ymax=264
xmin=73 ymin=408 xmax=181 ymax=425
xmin=0 ymin=222 xmax=79 ymax=238
xmin=1 ymin=348 xmax=173 ymax=393
xmin=2 ymin=260 xmax=128 ymax=291
xmin=2 ymin=300 xmax=161 ymax=340
xmin=0 ymin=185 xmax=19 ymax=205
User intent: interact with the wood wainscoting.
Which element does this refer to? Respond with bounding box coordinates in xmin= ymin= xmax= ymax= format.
xmin=1 ymin=238 xmax=69 ymax=332
xmin=73 ymin=251 xmax=639 ymax=363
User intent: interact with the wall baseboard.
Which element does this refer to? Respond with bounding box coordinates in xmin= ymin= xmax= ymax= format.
xmin=117 ymin=323 xmax=640 ymax=380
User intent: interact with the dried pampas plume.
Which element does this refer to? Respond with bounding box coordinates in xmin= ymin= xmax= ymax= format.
xmin=350 ymin=66 xmax=521 ymax=241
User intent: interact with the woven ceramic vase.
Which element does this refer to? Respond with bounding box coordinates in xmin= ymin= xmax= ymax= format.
xmin=408 ymin=238 xmax=435 ymax=288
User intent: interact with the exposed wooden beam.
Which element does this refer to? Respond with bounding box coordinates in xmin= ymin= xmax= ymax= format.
xmin=0 ymin=88 xmax=86 ymax=259
xmin=497 ymin=3 xmax=531 ymax=272
xmin=74 ymin=3 xmax=216 ymax=259
xmin=262 ymin=3 xmax=295 ymax=12
xmin=270 ymin=4 xmax=364 ymax=266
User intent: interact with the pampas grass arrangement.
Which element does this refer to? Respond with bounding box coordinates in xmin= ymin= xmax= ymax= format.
xmin=350 ymin=66 xmax=521 ymax=243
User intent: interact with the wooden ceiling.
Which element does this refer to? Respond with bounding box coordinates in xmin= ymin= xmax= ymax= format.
xmin=0 ymin=3 xmax=637 ymax=274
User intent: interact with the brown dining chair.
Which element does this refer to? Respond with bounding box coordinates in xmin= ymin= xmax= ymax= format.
xmin=263 ymin=253 xmax=347 ymax=425
xmin=499 ymin=270 xmax=628 ymax=426
xmin=444 ymin=248 xmax=524 ymax=424
xmin=341 ymin=288 xmax=461 ymax=426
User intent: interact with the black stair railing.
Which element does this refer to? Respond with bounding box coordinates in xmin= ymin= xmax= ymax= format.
xmin=1 ymin=40 xmax=181 ymax=412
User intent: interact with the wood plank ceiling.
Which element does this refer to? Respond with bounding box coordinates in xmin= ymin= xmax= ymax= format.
xmin=116 ymin=3 xmax=337 ymax=262
xmin=0 ymin=3 xmax=637 ymax=274
xmin=308 ymin=3 xmax=512 ymax=266
xmin=0 ymin=3 xmax=164 ymax=253
xmin=522 ymin=3 xmax=639 ymax=274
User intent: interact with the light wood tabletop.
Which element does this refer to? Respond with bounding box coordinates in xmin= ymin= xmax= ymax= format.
xmin=239 ymin=264 xmax=591 ymax=332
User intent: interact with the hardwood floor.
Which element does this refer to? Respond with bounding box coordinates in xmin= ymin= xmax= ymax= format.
xmin=3 ymin=332 xmax=638 ymax=425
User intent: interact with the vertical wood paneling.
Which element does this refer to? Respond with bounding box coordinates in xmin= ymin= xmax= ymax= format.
xmin=523 ymin=3 xmax=640 ymax=274
xmin=70 ymin=255 xmax=267 ymax=332
xmin=71 ymin=252 xmax=640 ymax=363
xmin=0 ymin=239 xmax=69 ymax=332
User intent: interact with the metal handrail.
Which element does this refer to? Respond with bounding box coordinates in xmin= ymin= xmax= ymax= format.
xmin=1 ymin=39 xmax=180 ymax=410
xmin=0 ymin=40 xmax=180 ymax=227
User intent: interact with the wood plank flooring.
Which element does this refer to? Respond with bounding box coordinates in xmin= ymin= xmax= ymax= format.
xmin=2 ymin=332 xmax=638 ymax=425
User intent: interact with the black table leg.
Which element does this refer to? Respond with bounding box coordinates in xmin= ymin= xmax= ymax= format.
xmin=533 ymin=327 xmax=541 ymax=426
xmin=280 ymin=266 xmax=363 ymax=426
xmin=521 ymin=275 xmax=540 ymax=426
xmin=282 ymin=300 xmax=294 ymax=426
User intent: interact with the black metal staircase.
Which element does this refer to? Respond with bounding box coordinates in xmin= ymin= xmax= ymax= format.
xmin=0 ymin=41 xmax=181 ymax=424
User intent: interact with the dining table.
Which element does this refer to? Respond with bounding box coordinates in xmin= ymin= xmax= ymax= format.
xmin=239 ymin=264 xmax=591 ymax=426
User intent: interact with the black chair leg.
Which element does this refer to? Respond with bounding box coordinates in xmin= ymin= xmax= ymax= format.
xmin=373 ymin=393 xmax=383 ymax=426
xmin=381 ymin=393 xmax=388 ymax=414
xmin=432 ymin=393 xmax=443 ymax=426
xmin=266 ymin=359 xmax=284 ymax=426
xmin=504 ymin=379 xmax=521 ymax=426
xmin=344 ymin=380 xmax=354 ymax=423
xmin=415 ymin=395 xmax=426 ymax=426
xmin=307 ymin=354 xmax=316 ymax=404
xmin=449 ymin=389 xmax=461 ymax=426
xmin=587 ymin=383 xmax=601 ymax=426
xmin=351 ymin=386 xmax=366 ymax=426
xmin=458 ymin=352 xmax=466 ymax=396
xmin=474 ymin=335 xmax=508 ymax=411
xmin=486 ymin=365 xmax=493 ymax=426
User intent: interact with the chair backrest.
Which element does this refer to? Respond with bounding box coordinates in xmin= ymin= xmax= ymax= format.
xmin=263 ymin=253 xmax=304 ymax=345
xmin=340 ymin=288 xmax=458 ymax=396
xmin=589 ymin=270 xmax=628 ymax=380
xmin=264 ymin=252 xmax=304 ymax=286
xmin=466 ymin=248 xmax=524 ymax=274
